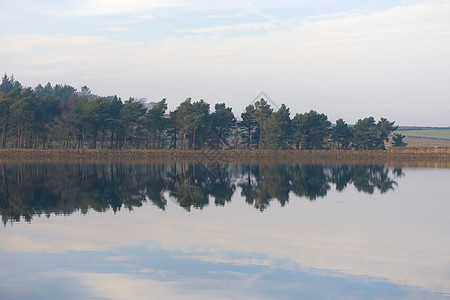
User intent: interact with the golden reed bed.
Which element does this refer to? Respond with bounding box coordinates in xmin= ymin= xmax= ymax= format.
xmin=1 ymin=147 xmax=450 ymax=168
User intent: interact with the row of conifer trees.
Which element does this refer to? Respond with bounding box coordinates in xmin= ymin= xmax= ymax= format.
xmin=0 ymin=74 xmax=406 ymax=150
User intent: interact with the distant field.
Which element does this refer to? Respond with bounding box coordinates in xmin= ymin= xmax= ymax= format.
xmin=396 ymin=129 xmax=450 ymax=140
xmin=396 ymin=128 xmax=450 ymax=147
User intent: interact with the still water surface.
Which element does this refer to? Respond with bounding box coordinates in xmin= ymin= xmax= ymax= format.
xmin=0 ymin=162 xmax=449 ymax=299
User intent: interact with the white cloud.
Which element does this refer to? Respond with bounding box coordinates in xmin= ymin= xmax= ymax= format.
xmin=175 ymin=21 xmax=279 ymax=35
xmin=1 ymin=1 xmax=449 ymax=124
xmin=207 ymin=10 xmax=260 ymax=19
xmin=131 ymin=14 xmax=156 ymax=19
xmin=75 ymin=0 xmax=175 ymax=15
xmin=103 ymin=26 xmax=140 ymax=33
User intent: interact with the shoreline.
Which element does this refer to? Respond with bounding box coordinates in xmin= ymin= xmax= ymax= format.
xmin=1 ymin=148 xmax=450 ymax=168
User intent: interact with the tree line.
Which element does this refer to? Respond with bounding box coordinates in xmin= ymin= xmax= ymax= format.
xmin=0 ymin=162 xmax=401 ymax=223
xmin=0 ymin=74 xmax=407 ymax=150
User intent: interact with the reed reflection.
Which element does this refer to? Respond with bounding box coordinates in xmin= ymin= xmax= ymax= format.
xmin=0 ymin=163 xmax=403 ymax=223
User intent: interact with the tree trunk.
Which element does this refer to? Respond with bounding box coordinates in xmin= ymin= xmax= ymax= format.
xmin=101 ymin=131 xmax=105 ymax=149
xmin=172 ymin=132 xmax=177 ymax=149
xmin=258 ymin=125 xmax=263 ymax=150
xmin=1 ymin=123 xmax=7 ymax=148
xmin=16 ymin=126 xmax=21 ymax=148
xmin=220 ymin=127 xmax=224 ymax=149
xmin=82 ymin=128 xmax=87 ymax=148
xmin=182 ymin=132 xmax=187 ymax=150
xmin=159 ymin=132 xmax=164 ymax=149
xmin=193 ymin=127 xmax=196 ymax=150
xmin=110 ymin=131 xmax=114 ymax=149
xmin=93 ymin=131 xmax=97 ymax=149
xmin=158 ymin=132 xmax=162 ymax=149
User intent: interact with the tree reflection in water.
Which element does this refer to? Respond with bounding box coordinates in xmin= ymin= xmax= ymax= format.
xmin=0 ymin=162 xmax=403 ymax=223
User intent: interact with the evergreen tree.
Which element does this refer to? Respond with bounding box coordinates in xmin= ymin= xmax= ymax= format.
xmin=81 ymin=97 xmax=111 ymax=149
xmin=105 ymin=96 xmax=123 ymax=149
xmin=261 ymin=104 xmax=292 ymax=150
xmin=353 ymin=117 xmax=397 ymax=150
xmin=375 ymin=118 xmax=398 ymax=149
xmin=175 ymin=98 xmax=193 ymax=150
xmin=174 ymin=98 xmax=210 ymax=150
xmin=9 ymin=88 xmax=38 ymax=148
xmin=0 ymin=73 xmax=21 ymax=95
xmin=240 ymin=104 xmax=257 ymax=149
xmin=191 ymin=100 xmax=210 ymax=150
xmin=120 ymin=98 xmax=147 ymax=148
xmin=253 ymin=98 xmax=273 ymax=149
xmin=0 ymin=92 xmax=13 ymax=147
xmin=0 ymin=74 xmax=407 ymax=151
xmin=145 ymin=99 xmax=168 ymax=149
xmin=352 ymin=117 xmax=376 ymax=150
xmin=292 ymin=110 xmax=331 ymax=150
xmin=330 ymin=118 xmax=353 ymax=149
xmin=210 ymin=103 xmax=235 ymax=149
xmin=391 ymin=133 xmax=408 ymax=147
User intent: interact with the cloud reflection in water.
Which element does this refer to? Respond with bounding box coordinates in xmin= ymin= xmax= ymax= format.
xmin=1 ymin=163 xmax=449 ymax=299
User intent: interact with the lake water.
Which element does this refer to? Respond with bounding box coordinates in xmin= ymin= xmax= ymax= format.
xmin=1 ymin=162 xmax=449 ymax=299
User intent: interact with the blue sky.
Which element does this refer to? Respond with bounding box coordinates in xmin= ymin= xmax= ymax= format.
xmin=1 ymin=0 xmax=449 ymax=125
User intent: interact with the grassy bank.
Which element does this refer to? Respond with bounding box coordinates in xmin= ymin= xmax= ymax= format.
xmin=1 ymin=148 xmax=450 ymax=168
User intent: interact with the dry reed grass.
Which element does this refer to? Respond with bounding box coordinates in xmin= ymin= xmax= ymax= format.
xmin=1 ymin=148 xmax=450 ymax=168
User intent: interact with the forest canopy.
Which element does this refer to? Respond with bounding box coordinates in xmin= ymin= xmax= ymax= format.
xmin=0 ymin=74 xmax=401 ymax=150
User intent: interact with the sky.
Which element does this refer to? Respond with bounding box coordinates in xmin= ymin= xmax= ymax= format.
xmin=1 ymin=0 xmax=449 ymax=126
